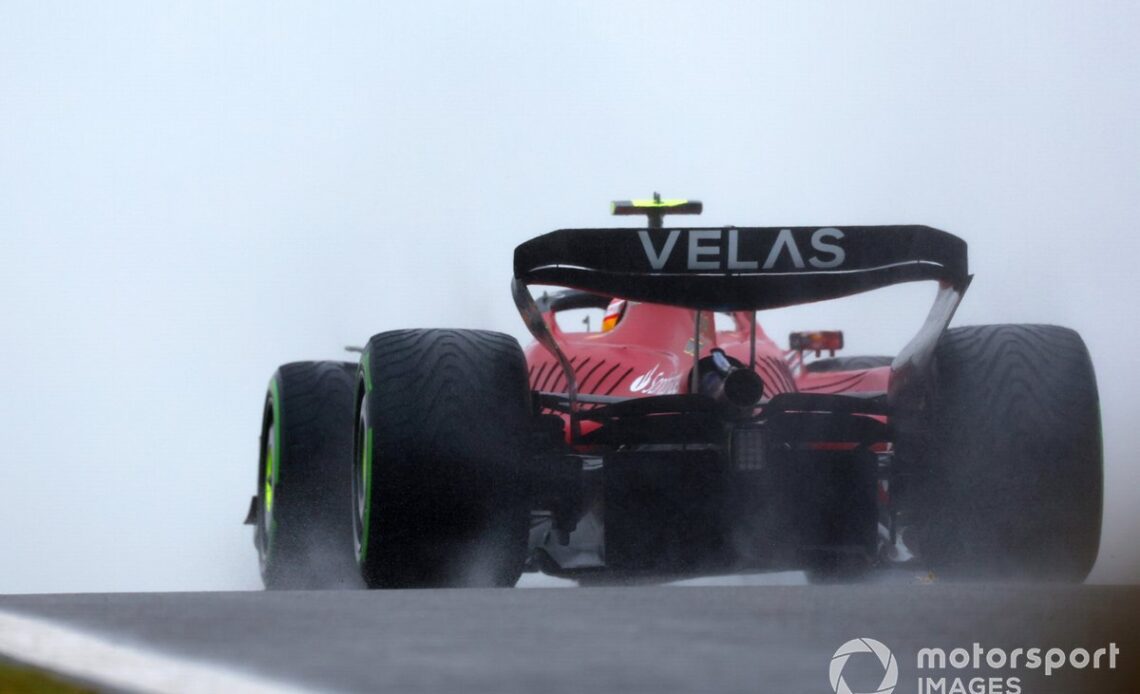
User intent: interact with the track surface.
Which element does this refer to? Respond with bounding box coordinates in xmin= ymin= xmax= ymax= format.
xmin=1 ymin=584 xmax=1137 ymax=693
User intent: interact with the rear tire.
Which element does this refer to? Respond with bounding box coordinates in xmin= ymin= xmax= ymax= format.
xmin=918 ymin=325 xmax=1102 ymax=581
xmin=353 ymin=329 xmax=532 ymax=588
xmin=256 ymin=361 xmax=361 ymax=589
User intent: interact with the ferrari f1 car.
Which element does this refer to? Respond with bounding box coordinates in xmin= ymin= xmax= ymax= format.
xmin=246 ymin=198 xmax=1102 ymax=588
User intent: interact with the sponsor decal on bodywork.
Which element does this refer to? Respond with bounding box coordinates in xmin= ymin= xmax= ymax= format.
xmin=629 ymin=363 xmax=684 ymax=395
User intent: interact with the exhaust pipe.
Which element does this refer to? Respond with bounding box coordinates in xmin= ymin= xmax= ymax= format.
xmin=701 ymin=349 xmax=764 ymax=410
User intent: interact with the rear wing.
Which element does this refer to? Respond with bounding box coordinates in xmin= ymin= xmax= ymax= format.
xmin=513 ymin=225 xmax=967 ymax=311
xmin=510 ymin=210 xmax=972 ymax=442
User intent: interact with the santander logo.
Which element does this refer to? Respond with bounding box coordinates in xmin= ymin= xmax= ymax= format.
xmin=629 ymin=363 xmax=683 ymax=395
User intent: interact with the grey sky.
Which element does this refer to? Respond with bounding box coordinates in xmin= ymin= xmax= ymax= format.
xmin=1 ymin=2 xmax=1137 ymax=592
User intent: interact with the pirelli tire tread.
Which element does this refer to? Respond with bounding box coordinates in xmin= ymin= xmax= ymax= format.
xmin=257 ymin=360 xmax=359 ymax=589
xmin=355 ymin=329 xmax=532 ymax=589
xmin=805 ymin=355 xmax=894 ymax=373
xmin=921 ymin=324 xmax=1102 ymax=580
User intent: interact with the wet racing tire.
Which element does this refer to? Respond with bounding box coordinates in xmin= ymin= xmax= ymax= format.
xmin=919 ymin=324 xmax=1102 ymax=581
xmin=353 ymin=329 xmax=532 ymax=588
xmin=255 ymin=361 xmax=361 ymax=589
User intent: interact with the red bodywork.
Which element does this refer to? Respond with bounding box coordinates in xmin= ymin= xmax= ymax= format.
xmin=524 ymin=301 xmax=890 ymax=440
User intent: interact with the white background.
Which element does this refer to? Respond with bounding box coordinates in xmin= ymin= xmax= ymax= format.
xmin=1 ymin=2 xmax=1137 ymax=592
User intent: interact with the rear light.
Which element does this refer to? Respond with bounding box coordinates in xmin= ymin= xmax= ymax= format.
xmin=731 ymin=427 xmax=767 ymax=471
xmin=789 ymin=330 xmax=844 ymax=356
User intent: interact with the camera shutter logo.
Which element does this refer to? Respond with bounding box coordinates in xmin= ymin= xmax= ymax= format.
xmin=829 ymin=638 xmax=898 ymax=694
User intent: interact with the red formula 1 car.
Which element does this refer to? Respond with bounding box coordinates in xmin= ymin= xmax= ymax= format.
xmin=246 ymin=198 xmax=1102 ymax=588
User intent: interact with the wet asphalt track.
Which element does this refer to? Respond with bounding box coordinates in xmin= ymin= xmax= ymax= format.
xmin=0 ymin=583 xmax=1138 ymax=694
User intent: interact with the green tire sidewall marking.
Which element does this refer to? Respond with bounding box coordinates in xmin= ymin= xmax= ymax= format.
xmin=265 ymin=376 xmax=283 ymax=559
xmin=359 ymin=425 xmax=374 ymax=563
xmin=357 ymin=350 xmax=374 ymax=564
xmin=362 ymin=350 xmax=373 ymax=394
